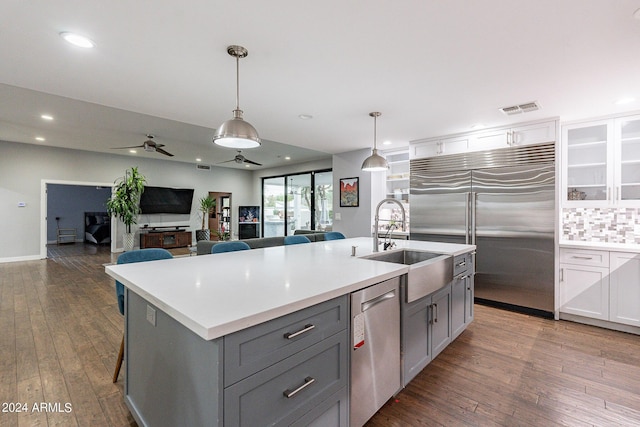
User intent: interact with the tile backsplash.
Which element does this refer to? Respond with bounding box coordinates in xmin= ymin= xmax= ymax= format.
xmin=562 ymin=207 xmax=640 ymax=244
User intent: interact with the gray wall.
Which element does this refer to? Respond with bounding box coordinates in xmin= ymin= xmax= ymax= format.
xmin=331 ymin=149 xmax=385 ymax=238
xmin=47 ymin=184 xmax=112 ymax=243
xmin=0 ymin=140 xmax=257 ymax=261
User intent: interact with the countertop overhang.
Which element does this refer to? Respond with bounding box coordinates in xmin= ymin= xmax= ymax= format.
xmin=105 ymin=237 xmax=475 ymax=340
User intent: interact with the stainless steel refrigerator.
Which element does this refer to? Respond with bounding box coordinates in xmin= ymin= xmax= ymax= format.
xmin=410 ymin=142 xmax=555 ymax=316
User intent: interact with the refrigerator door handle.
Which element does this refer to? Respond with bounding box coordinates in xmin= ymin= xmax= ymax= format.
xmin=470 ymin=192 xmax=477 ymax=245
xmin=465 ymin=192 xmax=470 ymax=244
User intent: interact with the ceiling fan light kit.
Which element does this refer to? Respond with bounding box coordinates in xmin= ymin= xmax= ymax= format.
xmin=361 ymin=112 xmax=389 ymax=172
xmin=213 ymin=45 xmax=261 ymax=149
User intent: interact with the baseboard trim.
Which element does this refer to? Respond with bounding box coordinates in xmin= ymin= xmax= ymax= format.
xmin=0 ymin=254 xmax=43 ymax=263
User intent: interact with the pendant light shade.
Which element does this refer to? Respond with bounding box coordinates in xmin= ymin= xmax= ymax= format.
xmin=213 ymin=45 xmax=261 ymax=149
xmin=361 ymin=112 xmax=389 ymax=171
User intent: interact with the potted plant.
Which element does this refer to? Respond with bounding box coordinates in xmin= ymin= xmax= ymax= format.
xmin=196 ymin=195 xmax=216 ymax=241
xmin=106 ymin=166 xmax=146 ymax=251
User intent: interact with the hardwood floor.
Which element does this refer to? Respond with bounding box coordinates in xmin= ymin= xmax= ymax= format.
xmin=368 ymin=305 xmax=640 ymax=427
xmin=1 ymin=245 xmax=639 ymax=426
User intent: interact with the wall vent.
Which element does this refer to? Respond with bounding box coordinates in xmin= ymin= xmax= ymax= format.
xmin=196 ymin=164 xmax=212 ymax=171
xmin=499 ymin=101 xmax=541 ymax=115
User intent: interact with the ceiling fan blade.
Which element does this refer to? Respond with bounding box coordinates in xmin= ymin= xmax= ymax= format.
xmin=243 ymin=158 xmax=262 ymax=166
xmin=111 ymin=145 xmax=143 ymax=149
xmin=216 ymin=159 xmax=236 ymax=164
xmin=155 ymin=147 xmax=174 ymax=157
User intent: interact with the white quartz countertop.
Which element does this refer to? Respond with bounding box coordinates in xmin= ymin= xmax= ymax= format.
xmin=559 ymin=240 xmax=640 ymax=253
xmin=105 ymin=237 xmax=475 ymax=340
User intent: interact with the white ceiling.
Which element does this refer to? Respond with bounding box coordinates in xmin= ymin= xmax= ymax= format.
xmin=2 ymin=1 xmax=640 ymax=169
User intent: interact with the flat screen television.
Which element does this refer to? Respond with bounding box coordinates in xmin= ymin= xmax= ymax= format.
xmin=139 ymin=186 xmax=194 ymax=214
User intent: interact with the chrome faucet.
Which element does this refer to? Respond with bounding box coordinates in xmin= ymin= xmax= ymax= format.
xmin=373 ymin=198 xmax=407 ymax=252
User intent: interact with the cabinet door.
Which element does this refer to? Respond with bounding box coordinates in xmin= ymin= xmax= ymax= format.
xmin=440 ymin=135 xmax=471 ymax=155
xmin=562 ymin=120 xmax=613 ymax=204
xmin=141 ymin=233 xmax=163 ymax=248
xmin=176 ymin=232 xmax=191 ymax=247
xmin=559 ymin=264 xmax=609 ymax=320
xmin=472 ymin=128 xmax=509 ymax=151
xmin=465 ymin=275 xmax=474 ymax=325
xmin=614 ymin=115 xmax=640 ymax=204
xmin=411 ymin=140 xmax=441 ymax=158
xmin=430 ymin=285 xmax=452 ymax=359
xmin=610 ymin=252 xmax=640 ymax=327
xmin=402 ymin=297 xmax=431 ymax=387
xmin=451 ymin=275 xmax=466 ymax=339
xmin=511 ymin=120 xmax=556 ymax=147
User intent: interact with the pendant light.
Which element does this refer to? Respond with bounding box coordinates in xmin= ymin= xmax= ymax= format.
xmin=361 ymin=112 xmax=389 ymax=171
xmin=212 ymin=45 xmax=261 ymax=149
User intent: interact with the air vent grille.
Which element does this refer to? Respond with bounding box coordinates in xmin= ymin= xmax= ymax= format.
xmin=196 ymin=164 xmax=212 ymax=171
xmin=499 ymin=101 xmax=541 ymax=115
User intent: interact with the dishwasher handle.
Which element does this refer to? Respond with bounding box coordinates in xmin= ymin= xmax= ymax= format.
xmin=361 ymin=290 xmax=396 ymax=312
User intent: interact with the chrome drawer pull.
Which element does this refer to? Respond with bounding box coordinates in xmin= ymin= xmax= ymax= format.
xmin=454 ymin=273 xmax=469 ymax=281
xmin=571 ymin=256 xmax=593 ymax=260
xmin=456 ymin=260 xmax=466 ymax=268
xmin=283 ymin=376 xmax=315 ymax=398
xmin=284 ymin=324 xmax=315 ymax=340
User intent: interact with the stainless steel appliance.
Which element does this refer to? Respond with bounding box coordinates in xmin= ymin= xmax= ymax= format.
xmin=410 ymin=142 xmax=555 ymax=316
xmin=350 ymin=277 xmax=401 ymax=427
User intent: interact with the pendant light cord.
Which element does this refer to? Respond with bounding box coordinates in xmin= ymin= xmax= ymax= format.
xmin=235 ymin=54 xmax=240 ymax=112
xmin=373 ymin=114 xmax=377 ymax=150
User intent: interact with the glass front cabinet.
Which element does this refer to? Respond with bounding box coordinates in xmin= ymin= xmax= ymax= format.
xmin=562 ymin=114 xmax=640 ymax=206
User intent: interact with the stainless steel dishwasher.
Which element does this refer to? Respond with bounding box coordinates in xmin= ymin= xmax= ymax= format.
xmin=350 ymin=276 xmax=401 ymax=427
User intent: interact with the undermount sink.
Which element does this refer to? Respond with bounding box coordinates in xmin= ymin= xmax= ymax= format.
xmin=364 ymin=249 xmax=453 ymax=303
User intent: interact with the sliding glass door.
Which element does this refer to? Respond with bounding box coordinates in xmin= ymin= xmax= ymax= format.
xmin=263 ymin=177 xmax=285 ymax=237
xmin=262 ymin=170 xmax=332 ymax=237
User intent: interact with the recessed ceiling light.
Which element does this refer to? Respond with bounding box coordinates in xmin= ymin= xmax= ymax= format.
xmin=129 ymin=149 xmax=137 ymax=154
xmin=284 ymin=156 xmax=291 ymax=160
xmin=245 ymin=164 xmax=250 ymax=168
xmin=196 ymin=158 xmax=202 ymax=162
xmin=35 ymin=136 xmax=45 ymax=141
xmin=298 ymin=114 xmax=313 ymax=120
xmin=41 ymin=114 xmax=54 ymax=121
xmin=615 ymin=97 xmax=636 ymax=105
xmin=60 ymin=32 xmax=95 ymax=48
xmin=382 ymin=140 xmax=392 ymax=146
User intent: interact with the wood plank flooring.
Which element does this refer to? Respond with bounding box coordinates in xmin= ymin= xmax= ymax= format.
xmin=1 ymin=244 xmax=639 ymax=426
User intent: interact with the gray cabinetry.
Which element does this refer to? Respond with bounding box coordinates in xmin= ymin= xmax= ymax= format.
xmin=402 ymin=250 xmax=475 ymax=387
xmin=223 ymin=295 xmax=349 ymax=427
xmin=452 ymin=253 xmax=475 ymax=339
xmin=125 ymin=292 xmax=348 ymax=427
xmin=402 ymin=282 xmax=451 ymax=387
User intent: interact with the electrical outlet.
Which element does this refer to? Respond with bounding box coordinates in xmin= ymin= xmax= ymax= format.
xmin=146 ymin=305 xmax=156 ymax=326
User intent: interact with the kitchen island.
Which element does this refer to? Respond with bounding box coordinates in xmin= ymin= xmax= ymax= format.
xmin=106 ymin=237 xmax=475 ymax=427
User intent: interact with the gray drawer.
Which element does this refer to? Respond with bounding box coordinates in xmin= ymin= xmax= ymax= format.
xmin=453 ymin=252 xmax=473 ymax=277
xmin=224 ymin=295 xmax=348 ymax=386
xmin=223 ymin=332 xmax=348 ymax=427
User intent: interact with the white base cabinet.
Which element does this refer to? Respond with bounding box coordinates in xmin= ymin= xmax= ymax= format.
xmin=560 ymin=247 xmax=640 ymax=331
xmin=610 ymin=251 xmax=640 ymax=327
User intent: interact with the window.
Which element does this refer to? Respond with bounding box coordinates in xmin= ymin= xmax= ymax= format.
xmin=262 ymin=170 xmax=332 ymax=237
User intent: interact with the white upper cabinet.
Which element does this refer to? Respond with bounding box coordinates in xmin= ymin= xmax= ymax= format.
xmin=410 ymin=118 xmax=558 ymax=160
xmin=562 ymin=113 xmax=640 ymax=206
xmin=472 ymin=120 xmax=557 ymax=151
xmin=615 ymin=115 xmax=640 ymax=203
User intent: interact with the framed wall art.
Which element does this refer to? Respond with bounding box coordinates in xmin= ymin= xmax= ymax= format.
xmin=339 ymin=177 xmax=359 ymax=207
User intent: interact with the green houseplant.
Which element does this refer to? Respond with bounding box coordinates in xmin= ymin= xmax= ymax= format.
xmin=196 ymin=195 xmax=216 ymax=241
xmin=106 ymin=166 xmax=146 ymax=251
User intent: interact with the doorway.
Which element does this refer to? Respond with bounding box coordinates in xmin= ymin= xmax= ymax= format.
xmin=40 ymin=179 xmax=114 ymax=259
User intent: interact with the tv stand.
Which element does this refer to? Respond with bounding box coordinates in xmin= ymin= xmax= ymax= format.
xmin=140 ymin=229 xmax=191 ymax=249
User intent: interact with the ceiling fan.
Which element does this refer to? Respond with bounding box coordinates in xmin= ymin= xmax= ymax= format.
xmin=217 ymin=150 xmax=262 ymax=166
xmin=111 ymin=135 xmax=174 ymax=157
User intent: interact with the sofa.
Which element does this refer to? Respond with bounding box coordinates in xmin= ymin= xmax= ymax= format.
xmin=196 ymin=230 xmax=327 ymax=255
